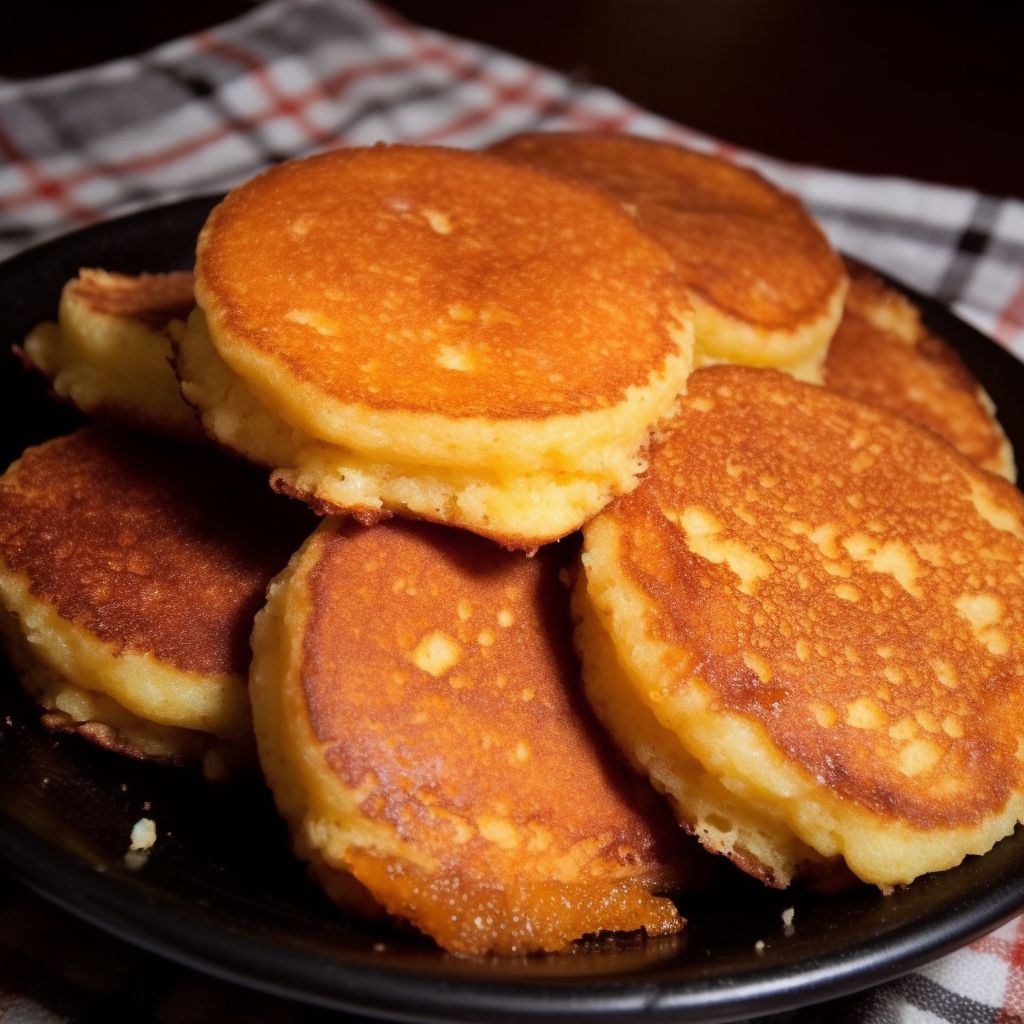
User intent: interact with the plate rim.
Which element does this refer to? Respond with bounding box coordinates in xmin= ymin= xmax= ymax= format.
xmin=5 ymin=804 xmax=1023 ymax=1024
xmin=1 ymin=195 xmax=1023 ymax=1023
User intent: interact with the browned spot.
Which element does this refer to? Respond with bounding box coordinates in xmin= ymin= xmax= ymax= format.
xmin=490 ymin=132 xmax=843 ymax=329
xmin=609 ymin=366 xmax=1024 ymax=831
xmin=195 ymin=145 xmax=689 ymax=420
xmin=0 ymin=428 xmax=314 ymax=675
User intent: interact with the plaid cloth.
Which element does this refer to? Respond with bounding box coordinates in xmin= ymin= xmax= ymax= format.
xmin=0 ymin=1 xmax=1022 ymax=1021
xmin=1 ymin=0 xmax=1022 ymax=357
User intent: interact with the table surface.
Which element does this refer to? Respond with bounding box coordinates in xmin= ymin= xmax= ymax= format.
xmin=2 ymin=0 xmax=1022 ymax=199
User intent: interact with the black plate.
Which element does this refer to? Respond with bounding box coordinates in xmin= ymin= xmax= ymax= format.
xmin=1 ymin=198 xmax=1023 ymax=1024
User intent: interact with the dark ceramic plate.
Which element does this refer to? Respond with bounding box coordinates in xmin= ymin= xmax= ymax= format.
xmin=1 ymin=198 xmax=1023 ymax=1024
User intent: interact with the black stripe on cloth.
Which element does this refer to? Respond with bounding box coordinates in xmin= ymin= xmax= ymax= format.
xmin=0 ymin=226 xmax=34 ymax=245
xmin=150 ymin=60 xmax=290 ymax=166
xmin=192 ymin=0 xmax=407 ymax=153
xmin=810 ymin=199 xmax=1024 ymax=261
xmin=0 ymin=99 xmax=67 ymax=162
xmin=295 ymin=0 xmax=382 ymax=44
xmin=936 ymin=193 xmax=1001 ymax=303
xmin=245 ymin=0 xmax=380 ymax=62
xmin=745 ymin=966 xmax=1007 ymax=1024
xmin=809 ymin=201 xmax=968 ymax=249
xmin=154 ymin=43 xmax=272 ymax=94
xmin=18 ymin=72 xmax=200 ymax=157
xmin=746 ymin=983 xmax=902 ymax=1024
xmin=329 ymin=55 xmax=494 ymax=141
xmin=959 ymin=227 xmax=993 ymax=256
xmin=884 ymin=972 xmax=1002 ymax=1024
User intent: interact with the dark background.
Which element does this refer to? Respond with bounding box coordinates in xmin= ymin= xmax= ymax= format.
xmin=2 ymin=0 xmax=1021 ymax=199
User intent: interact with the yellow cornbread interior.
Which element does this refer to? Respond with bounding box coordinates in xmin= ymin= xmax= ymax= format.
xmin=1 ymin=608 xmax=216 ymax=764
xmin=0 ymin=567 xmax=252 ymax=776
xmin=572 ymin=572 xmax=822 ymax=886
xmin=576 ymin=515 xmax=1024 ymax=888
xmin=179 ymin=308 xmax=692 ymax=546
xmin=690 ymin=279 xmax=847 ymax=385
xmin=249 ymin=548 xmax=409 ymax=921
xmin=22 ymin=279 xmax=195 ymax=436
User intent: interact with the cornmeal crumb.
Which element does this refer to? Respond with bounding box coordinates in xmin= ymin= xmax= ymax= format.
xmin=130 ymin=817 xmax=157 ymax=852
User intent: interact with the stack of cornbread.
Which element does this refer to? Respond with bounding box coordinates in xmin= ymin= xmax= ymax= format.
xmin=3 ymin=135 xmax=1022 ymax=956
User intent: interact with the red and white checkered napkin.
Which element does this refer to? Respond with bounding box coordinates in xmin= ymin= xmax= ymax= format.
xmin=0 ymin=1 xmax=1023 ymax=1021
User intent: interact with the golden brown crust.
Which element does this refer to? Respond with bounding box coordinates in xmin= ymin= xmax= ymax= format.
xmin=67 ymin=269 xmax=195 ymax=328
xmin=495 ymin=133 xmax=797 ymax=216
xmin=489 ymin=132 xmax=844 ymax=331
xmin=643 ymin=206 xmax=840 ymax=328
xmin=195 ymin=144 xmax=691 ymax=422
xmin=0 ymin=428 xmax=312 ymax=676
xmin=609 ymin=366 xmax=1024 ymax=831
xmin=271 ymin=519 xmax=692 ymax=954
xmin=825 ymin=263 xmax=1014 ymax=479
xmin=38 ymin=709 xmax=187 ymax=765
xmin=301 ymin=524 xmax=673 ymax=855
xmin=267 ymin=472 xmax=391 ymax=527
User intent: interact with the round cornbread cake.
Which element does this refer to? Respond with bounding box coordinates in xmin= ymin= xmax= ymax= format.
xmin=178 ymin=144 xmax=694 ymax=550
xmin=0 ymin=428 xmax=312 ymax=778
xmin=250 ymin=518 xmax=693 ymax=955
xmin=20 ymin=269 xmax=200 ymax=440
xmin=824 ymin=262 xmax=1015 ymax=481
xmin=574 ymin=365 xmax=1024 ymax=889
xmin=489 ymin=132 xmax=847 ymax=383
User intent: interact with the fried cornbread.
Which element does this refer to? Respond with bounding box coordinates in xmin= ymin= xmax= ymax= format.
xmin=250 ymin=518 xmax=692 ymax=955
xmin=0 ymin=428 xmax=311 ymax=777
xmin=825 ymin=262 xmax=1015 ymax=481
xmin=178 ymin=145 xmax=694 ymax=549
xmin=20 ymin=269 xmax=199 ymax=439
xmin=574 ymin=365 xmax=1024 ymax=889
xmin=489 ymin=132 xmax=847 ymax=382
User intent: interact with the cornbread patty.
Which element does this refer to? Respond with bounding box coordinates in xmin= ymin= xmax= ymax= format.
xmin=0 ymin=428 xmax=312 ymax=777
xmin=182 ymin=144 xmax=693 ymax=549
xmin=575 ymin=366 xmax=1024 ymax=889
xmin=19 ymin=269 xmax=200 ymax=439
xmin=824 ymin=262 xmax=1015 ymax=481
xmin=250 ymin=519 xmax=693 ymax=955
xmin=489 ymin=132 xmax=847 ymax=382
